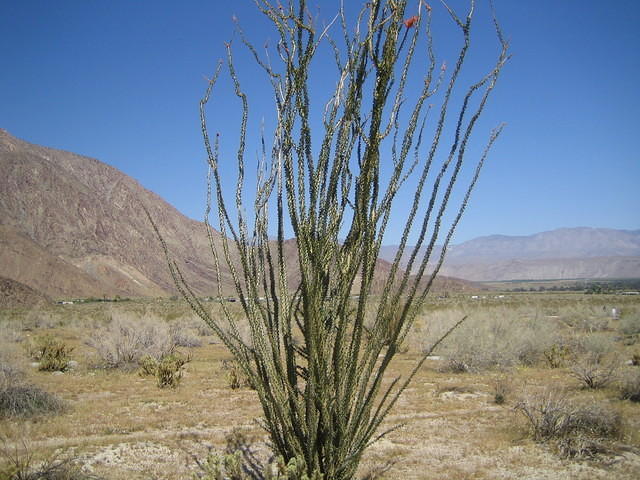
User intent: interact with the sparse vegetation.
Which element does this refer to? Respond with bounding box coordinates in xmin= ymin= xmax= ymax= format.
xmin=432 ymin=313 xmax=565 ymax=372
xmin=491 ymin=374 xmax=512 ymax=405
xmin=169 ymin=323 xmax=203 ymax=348
xmin=2 ymin=292 xmax=640 ymax=478
xmin=194 ymin=432 xmax=320 ymax=480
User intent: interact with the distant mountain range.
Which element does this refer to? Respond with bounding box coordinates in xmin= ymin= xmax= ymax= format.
xmin=379 ymin=228 xmax=640 ymax=281
xmin=0 ymin=129 xmax=473 ymax=301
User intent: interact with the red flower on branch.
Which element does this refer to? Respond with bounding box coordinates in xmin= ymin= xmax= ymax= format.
xmin=403 ymin=15 xmax=418 ymax=28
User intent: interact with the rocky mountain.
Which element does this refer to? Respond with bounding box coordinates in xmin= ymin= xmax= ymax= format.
xmin=445 ymin=228 xmax=640 ymax=263
xmin=0 ymin=130 xmax=473 ymax=300
xmin=0 ymin=129 xmax=230 ymax=299
xmin=380 ymin=228 xmax=640 ymax=281
xmin=0 ymin=276 xmax=50 ymax=309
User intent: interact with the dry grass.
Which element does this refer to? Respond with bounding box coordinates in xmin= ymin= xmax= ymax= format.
xmin=0 ymin=294 xmax=639 ymax=479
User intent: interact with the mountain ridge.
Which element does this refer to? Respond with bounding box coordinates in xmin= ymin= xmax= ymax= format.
xmin=0 ymin=130 xmax=474 ymax=300
xmin=379 ymin=228 xmax=640 ymax=281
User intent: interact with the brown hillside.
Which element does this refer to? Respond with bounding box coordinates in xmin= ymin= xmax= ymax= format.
xmin=0 ymin=129 xmax=473 ymax=299
xmin=0 ymin=275 xmax=50 ymax=309
xmin=0 ymin=129 xmax=222 ymax=298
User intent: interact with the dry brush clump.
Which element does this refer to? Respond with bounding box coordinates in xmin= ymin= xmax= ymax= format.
xmin=169 ymin=322 xmax=203 ymax=348
xmin=618 ymin=368 xmax=640 ymax=402
xmin=569 ymin=353 xmax=619 ymax=390
xmin=0 ymin=438 xmax=100 ymax=480
xmin=514 ymin=388 xmax=622 ymax=458
xmin=0 ymin=353 xmax=65 ymax=419
xmin=86 ymin=314 xmax=176 ymax=369
xmin=426 ymin=310 xmax=567 ymax=372
xmin=619 ymin=315 xmax=640 ymax=340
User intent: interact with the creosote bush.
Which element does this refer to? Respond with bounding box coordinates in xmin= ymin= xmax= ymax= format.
xmin=150 ymin=0 xmax=509 ymax=477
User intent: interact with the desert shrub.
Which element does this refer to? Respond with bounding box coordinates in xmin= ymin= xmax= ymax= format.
xmin=0 ymin=354 xmax=63 ymax=418
xmin=221 ymin=360 xmax=252 ymax=390
xmin=178 ymin=315 xmax=214 ymax=337
xmin=169 ymin=323 xmax=202 ymax=348
xmin=574 ymin=317 xmax=610 ymax=333
xmin=574 ymin=334 xmax=615 ymax=361
xmin=492 ymin=375 xmax=512 ymax=405
xmin=434 ymin=313 xmax=564 ymax=372
xmin=138 ymin=353 xmax=189 ymax=388
xmin=515 ymin=389 xmax=574 ymax=441
xmin=570 ymin=401 xmax=622 ymax=438
xmin=0 ymin=385 xmax=65 ymax=418
xmin=0 ymin=324 xmax=24 ymax=344
xmin=196 ymin=451 xmax=320 ymax=480
xmin=618 ymin=369 xmax=640 ymax=402
xmin=0 ymin=439 xmax=98 ymax=480
xmin=26 ymin=336 xmax=73 ymax=372
xmin=193 ymin=429 xmax=320 ymax=480
xmin=86 ymin=315 xmax=175 ymax=369
xmin=138 ymin=355 xmax=158 ymax=377
xmin=155 ymin=354 xmax=189 ymax=388
xmin=619 ymin=316 xmax=640 ymax=336
xmin=0 ymin=358 xmax=23 ymax=392
xmin=542 ymin=343 xmax=572 ymax=369
xmin=515 ymin=388 xmax=621 ymax=443
xmin=569 ymin=353 xmax=619 ymax=389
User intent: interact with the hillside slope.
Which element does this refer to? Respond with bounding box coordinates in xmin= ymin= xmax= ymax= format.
xmin=0 ymin=130 xmax=472 ymax=299
xmin=0 ymin=129 xmax=223 ymax=298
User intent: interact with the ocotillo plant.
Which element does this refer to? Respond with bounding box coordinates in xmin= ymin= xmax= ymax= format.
xmin=151 ymin=1 xmax=508 ymax=478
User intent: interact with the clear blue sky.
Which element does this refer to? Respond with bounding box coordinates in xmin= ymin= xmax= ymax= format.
xmin=1 ymin=1 xmax=638 ymax=244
